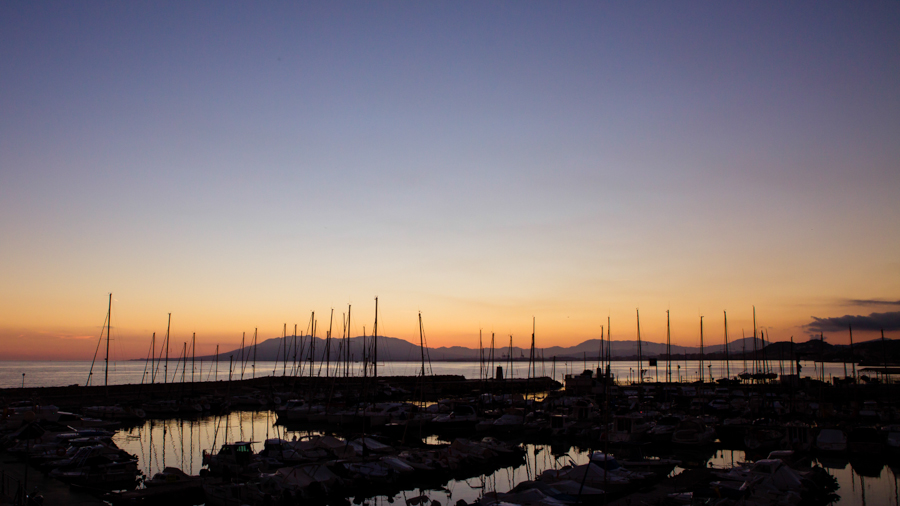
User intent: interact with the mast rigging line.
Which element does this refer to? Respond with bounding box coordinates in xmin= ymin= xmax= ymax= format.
xmin=85 ymin=308 xmax=109 ymax=387
xmin=140 ymin=333 xmax=155 ymax=386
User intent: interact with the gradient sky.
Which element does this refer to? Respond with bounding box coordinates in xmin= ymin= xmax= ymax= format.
xmin=1 ymin=2 xmax=899 ymax=360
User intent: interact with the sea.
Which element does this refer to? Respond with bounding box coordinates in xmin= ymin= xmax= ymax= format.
xmin=0 ymin=359 xmax=857 ymax=389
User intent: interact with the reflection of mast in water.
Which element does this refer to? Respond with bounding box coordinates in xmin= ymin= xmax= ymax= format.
xmin=860 ymin=472 xmax=866 ymax=506
xmin=179 ymin=419 xmax=184 ymax=470
xmin=149 ymin=420 xmax=155 ymax=475
xmin=134 ymin=425 xmax=147 ymax=477
xmin=189 ymin=419 xmax=194 ymax=475
xmin=162 ymin=422 xmax=166 ymax=469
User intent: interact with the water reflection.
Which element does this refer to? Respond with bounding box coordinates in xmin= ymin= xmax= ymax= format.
xmin=818 ymin=458 xmax=900 ymax=506
xmin=114 ymin=411 xmax=324 ymax=478
xmin=112 ymin=410 xmax=900 ymax=506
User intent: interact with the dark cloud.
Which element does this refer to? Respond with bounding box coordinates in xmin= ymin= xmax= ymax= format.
xmin=807 ymin=311 xmax=900 ymax=332
xmin=845 ymin=299 xmax=900 ymax=307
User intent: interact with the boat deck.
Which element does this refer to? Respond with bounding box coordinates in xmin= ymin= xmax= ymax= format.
xmin=0 ymin=456 xmax=105 ymax=505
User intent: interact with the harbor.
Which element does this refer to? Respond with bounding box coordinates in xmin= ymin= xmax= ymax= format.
xmin=1 ymin=354 xmax=899 ymax=505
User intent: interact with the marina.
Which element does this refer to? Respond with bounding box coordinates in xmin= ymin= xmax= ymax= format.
xmin=1 ymin=356 xmax=899 ymax=505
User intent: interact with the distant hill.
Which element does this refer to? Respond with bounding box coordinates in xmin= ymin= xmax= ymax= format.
xmin=761 ymin=337 xmax=900 ymax=365
xmin=190 ymin=335 xmax=766 ymax=363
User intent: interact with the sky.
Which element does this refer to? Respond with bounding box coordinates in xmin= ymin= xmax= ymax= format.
xmin=1 ymin=2 xmax=899 ymax=360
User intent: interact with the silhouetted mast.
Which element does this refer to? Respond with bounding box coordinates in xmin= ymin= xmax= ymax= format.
xmin=529 ymin=318 xmax=536 ymax=381
xmin=326 ymin=309 xmax=333 ymax=378
xmin=151 ymin=332 xmax=156 ymax=384
xmin=752 ymin=306 xmax=759 ymax=377
xmin=490 ymin=332 xmax=495 ymax=379
xmin=292 ymin=324 xmax=298 ymax=376
xmin=164 ymin=313 xmax=171 ymax=384
xmin=370 ymin=297 xmax=377 ymax=379
xmin=105 ymin=293 xmax=112 ymax=387
xmin=479 ymin=329 xmax=484 ymax=381
xmin=345 ymin=305 xmax=351 ymax=378
xmin=239 ymin=332 xmax=246 ymax=380
xmin=607 ymin=316 xmax=612 ymax=379
xmin=252 ymin=328 xmax=258 ymax=379
xmin=419 ymin=312 xmax=426 ymax=378
xmin=508 ymin=335 xmax=514 ymax=379
xmin=309 ymin=312 xmax=316 ymax=379
xmin=599 ymin=325 xmax=605 ymax=375
xmin=724 ymin=311 xmax=730 ymax=380
xmin=636 ymin=309 xmax=643 ymax=384
xmin=699 ymin=315 xmax=705 ymax=383
xmin=191 ymin=332 xmax=196 ymax=383
xmin=666 ymin=310 xmax=671 ymax=383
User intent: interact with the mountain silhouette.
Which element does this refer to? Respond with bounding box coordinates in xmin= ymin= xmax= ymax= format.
xmin=193 ymin=335 xmax=765 ymax=362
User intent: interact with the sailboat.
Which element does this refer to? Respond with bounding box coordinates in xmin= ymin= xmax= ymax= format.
xmin=83 ymin=294 xmax=147 ymax=420
xmin=85 ymin=293 xmax=113 ymax=388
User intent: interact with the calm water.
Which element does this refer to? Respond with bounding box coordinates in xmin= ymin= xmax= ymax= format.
xmin=111 ymin=410 xmax=600 ymax=504
xmin=110 ymin=412 xmax=896 ymax=505
xmin=1 ymin=359 xmax=859 ymax=389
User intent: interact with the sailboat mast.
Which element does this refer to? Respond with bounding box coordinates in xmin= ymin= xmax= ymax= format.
xmin=530 ymin=318 xmax=536 ymax=380
xmin=239 ymin=332 xmax=247 ymax=379
xmin=309 ymin=312 xmax=315 ymax=379
xmin=599 ymin=324 xmax=604 ymax=373
xmin=849 ymin=325 xmax=856 ymax=382
xmin=192 ymin=332 xmax=196 ymax=383
xmin=636 ymin=309 xmax=642 ymax=385
xmin=282 ymin=323 xmax=287 ymax=377
xmin=164 ymin=312 xmax=171 ymax=384
xmin=607 ymin=316 xmax=611 ymax=377
xmin=699 ymin=315 xmax=705 ymax=383
xmin=372 ymin=297 xmax=378 ymax=379
xmin=346 ymin=305 xmax=351 ymax=378
xmin=479 ymin=329 xmax=484 ymax=381
xmin=508 ymin=335 xmax=514 ymax=380
xmin=752 ymin=306 xmax=758 ymax=377
xmin=666 ymin=310 xmax=671 ymax=383
xmin=724 ymin=311 xmax=729 ymax=379
xmin=490 ymin=332 xmax=495 ymax=380
xmin=215 ymin=344 xmax=219 ymax=381
xmin=239 ymin=332 xmax=246 ymax=380
xmin=151 ymin=332 xmax=156 ymax=384
xmin=419 ymin=312 xmax=426 ymax=378
xmin=252 ymin=328 xmax=258 ymax=379
xmin=105 ymin=292 xmax=112 ymax=387
xmin=326 ymin=310 xmax=333 ymax=378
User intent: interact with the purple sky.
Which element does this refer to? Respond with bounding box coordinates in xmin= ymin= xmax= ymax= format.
xmin=1 ymin=2 xmax=898 ymax=358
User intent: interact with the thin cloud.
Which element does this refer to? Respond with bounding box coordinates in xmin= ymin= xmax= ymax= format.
xmin=58 ymin=334 xmax=96 ymax=340
xmin=845 ymin=299 xmax=900 ymax=307
xmin=807 ymin=311 xmax=900 ymax=332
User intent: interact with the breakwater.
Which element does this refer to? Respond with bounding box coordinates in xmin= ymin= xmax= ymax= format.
xmin=0 ymin=375 xmax=561 ymax=411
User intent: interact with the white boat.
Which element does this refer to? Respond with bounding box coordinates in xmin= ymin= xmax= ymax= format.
xmin=816 ymin=428 xmax=847 ymax=452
